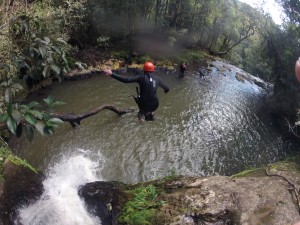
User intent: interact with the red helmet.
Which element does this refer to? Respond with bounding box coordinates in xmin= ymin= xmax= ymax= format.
xmin=143 ymin=62 xmax=155 ymax=72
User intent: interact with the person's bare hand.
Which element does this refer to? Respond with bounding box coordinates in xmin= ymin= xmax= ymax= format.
xmin=103 ymin=69 xmax=112 ymax=76
xmin=295 ymin=57 xmax=300 ymax=82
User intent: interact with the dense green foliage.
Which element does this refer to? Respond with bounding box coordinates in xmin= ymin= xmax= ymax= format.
xmin=0 ymin=95 xmax=65 ymax=141
xmin=0 ymin=0 xmax=84 ymax=140
xmin=118 ymin=185 xmax=165 ymax=225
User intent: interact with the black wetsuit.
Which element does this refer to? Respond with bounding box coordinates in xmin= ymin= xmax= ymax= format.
xmin=111 ymin=72 xmax=169 ymax=120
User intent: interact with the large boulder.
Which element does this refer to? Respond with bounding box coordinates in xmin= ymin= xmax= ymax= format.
xmin=158 ymin=174 xmax=300 ymax=225
xmin=79 ymin=167 xmax=300 ymax=225
xmin=0 ymin=159 xmax=44 ymax=225
xmin=78 ymin=181 xmax=128 ymax=225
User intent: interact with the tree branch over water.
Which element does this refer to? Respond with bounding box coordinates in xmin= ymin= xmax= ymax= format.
xmin=50 ymin=104 xmax=134 ymax=128
xmin=0 ymin=105 xmax=134 ymax=131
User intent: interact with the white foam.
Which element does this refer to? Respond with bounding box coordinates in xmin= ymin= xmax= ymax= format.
xmin=18 ymin=150 xmax=104 ymax=225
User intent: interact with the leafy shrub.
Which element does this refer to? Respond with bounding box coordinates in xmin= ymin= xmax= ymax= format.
xmin=0 ymin=1 xmax=85 ymax=140
xmin=112 ymin=50 xmax=131 ymax=61
xmin=134 ymin=55 xmax=152 ymax=64
xmin=0 ymin=95 xmax=65 ymax=141
xmin=8 ymin=14 xmax=72 ymax=83
xmin=97 ymin=36 xmax=110 ymax=50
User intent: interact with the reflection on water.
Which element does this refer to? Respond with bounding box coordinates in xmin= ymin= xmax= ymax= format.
xmin=10 ymin=61 xmax=299 ymax=183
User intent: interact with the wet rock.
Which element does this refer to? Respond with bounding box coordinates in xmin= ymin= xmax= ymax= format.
xmin=210 ymin=60 xmax=272 ymax=91
xmin=0 ymin=159 xmax=44 ymax=225
xmin=155 ymin=175 xmax=300 ymax=225
xmin=78 ymin=172 xmax=300 ymax=225
xmin=78 ymin=181 xmax=128 ymax=225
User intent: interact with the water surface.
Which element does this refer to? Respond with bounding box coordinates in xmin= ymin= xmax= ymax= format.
xmin=10 ymin=61 xmax=298 ymax=183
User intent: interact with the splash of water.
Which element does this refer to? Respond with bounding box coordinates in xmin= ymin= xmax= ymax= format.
xmin=17 ymin=150 xmax=103 ymax=225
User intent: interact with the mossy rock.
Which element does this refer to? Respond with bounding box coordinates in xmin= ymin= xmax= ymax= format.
xmin=231 ymin=167 xmax=266 ymax=178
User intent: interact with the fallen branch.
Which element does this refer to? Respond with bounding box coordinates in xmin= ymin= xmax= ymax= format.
xmin=0 ymin=104 xmax=135 ymax=131
xmin=64 ymin=69 xmax=102 ymax=80
xmin=50 ymin=104 xmax=134 ymax=128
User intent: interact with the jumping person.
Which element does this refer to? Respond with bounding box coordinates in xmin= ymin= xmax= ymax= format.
xmin=103 ymin=62 xmax=169 ymax=121
xmin=179 ymin=62 xmax=187 ymax=78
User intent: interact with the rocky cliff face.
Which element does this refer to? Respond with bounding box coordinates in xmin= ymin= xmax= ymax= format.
xmin=0 ymin=158 xmax=299 ymax=225
xmin=77 ymin=161 xmax=300 ymax=225
xmin=155 ymin=173 xmax=299 ymax=225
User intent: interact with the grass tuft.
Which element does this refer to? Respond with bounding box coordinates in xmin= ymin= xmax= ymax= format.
xmin=118 ymin=185 xmax=165 ymax=225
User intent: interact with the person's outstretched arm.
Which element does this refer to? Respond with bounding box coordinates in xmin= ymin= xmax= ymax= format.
xmin=103 ymin=69 xmax=140 ymax=83
xmin=296 ymin=57 xmax=300 ymax=82
xmin=158 ymin=78 xmax=170 ymax=93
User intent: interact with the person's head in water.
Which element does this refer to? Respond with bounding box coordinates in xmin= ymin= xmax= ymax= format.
xmin=143 ymin=62 xmax=155 ymax=74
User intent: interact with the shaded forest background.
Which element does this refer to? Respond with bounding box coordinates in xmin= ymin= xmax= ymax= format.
xmin=0 ymin=0 xmax=300 ymax=139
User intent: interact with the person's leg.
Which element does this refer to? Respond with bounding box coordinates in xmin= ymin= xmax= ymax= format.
xmin=179 ymin=71 xmax=183 ymax=78
xmin=139 ymin=102 xmax=158 ymax=121
xmin=145 ymin=112 xmax=155 ymax=121
xmin=138 ymin=110 xmax=145 ymax=121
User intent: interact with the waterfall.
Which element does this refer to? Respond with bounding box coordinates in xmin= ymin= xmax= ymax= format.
xmin=17 ymin=150 xmax=103 ymax=225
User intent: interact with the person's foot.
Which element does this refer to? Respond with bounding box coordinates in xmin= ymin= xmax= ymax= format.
xmin=138 ymin=111 xmax=145 ymax=120
xmin=145 ymin=112 xmax=155 ymax=121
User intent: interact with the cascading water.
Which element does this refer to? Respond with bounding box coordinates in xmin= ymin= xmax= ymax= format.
xmin=16 ymin=149 xmax=104 ymax=225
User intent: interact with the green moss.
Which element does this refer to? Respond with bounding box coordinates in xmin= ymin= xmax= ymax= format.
xmin=0 ymin=145 xmax=37 ymax=182
xmin=231 ymin=167 xmax=266 ymax=178
xmin=118 ymin=185 xmax=166 ymax=225
xmin=232 ymin=153 xmax=300 ymax=179
xmin=7 ymin=154 xmax=38 ymax=173
xmin=268 ymin=161 xmax=300 ymax=173
xmin=0 ymin=145 xmax=11 ymax=182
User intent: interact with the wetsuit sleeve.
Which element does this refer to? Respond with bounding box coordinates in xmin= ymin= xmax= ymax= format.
xmin=158 ymin=78 xmax=170 ymax=93
xmin=111 ymin=73 xmax=140 ymax=83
